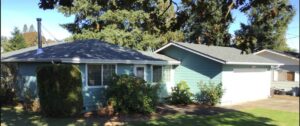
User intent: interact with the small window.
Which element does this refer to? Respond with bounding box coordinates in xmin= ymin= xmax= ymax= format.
xmin=136 ymin=67 xmax=145 ymax=79
xmin=88 ymin=65 xmax=102 ymax=86
xmin=287 ymin=72 xmax=295 ymax=81
xmin=103 ymin=64 xmax=116 ymax=85
xmin=152 ymin=65 xmax=162 ymax=83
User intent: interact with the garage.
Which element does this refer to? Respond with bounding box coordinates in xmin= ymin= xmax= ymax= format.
xmin=221 ymin=66 xmax=272 ymax=105
xmin=155 ymin=42 xmax=281 ymax=106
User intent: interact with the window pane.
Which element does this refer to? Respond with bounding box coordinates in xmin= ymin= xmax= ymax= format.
xmin=136 ymin=67 xmax=144 ymax=79
xmin=103 ymin=64 xmax=116 ymax=85
xmin=88 ymin=65 xmax=102 ymax=86
xmin=153 ymin=66 xmax=162 ymax=83
xmin=163 ymin=66 xmax=171 ymax=82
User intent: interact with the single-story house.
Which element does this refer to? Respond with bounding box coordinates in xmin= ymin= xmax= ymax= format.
xmin=1 ymin=40 xmax=281 ymax=110
xmin=254 ymin=49 xmax=299 ymax=93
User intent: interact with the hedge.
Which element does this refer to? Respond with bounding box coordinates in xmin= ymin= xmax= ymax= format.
xmin=36 ymin=64 xmax=83 ymax=117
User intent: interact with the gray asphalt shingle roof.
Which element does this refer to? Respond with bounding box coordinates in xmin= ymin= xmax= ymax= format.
xmin=1 ymin=40 xmax=179 ymax=64
xmin=157 ymin=42 xmax=281 ymax=65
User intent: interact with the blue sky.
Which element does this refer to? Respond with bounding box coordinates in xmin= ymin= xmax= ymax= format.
xmin=1 ymin=0 xmax=299 ymax=51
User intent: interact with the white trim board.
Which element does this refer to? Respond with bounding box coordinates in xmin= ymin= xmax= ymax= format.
xmin=134 ymin=65 xmax=147 ymax=80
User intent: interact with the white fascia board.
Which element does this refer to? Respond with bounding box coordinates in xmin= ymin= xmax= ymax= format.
xmin=154 ymin=43 xmax=173 ymax=53
xmin=154 ymin=43 xmax=226 ymax=64
xmin=226 ymin=61 xmax=284 ymax=66
xmin=254 ymin=49 xmax=299 ymax=61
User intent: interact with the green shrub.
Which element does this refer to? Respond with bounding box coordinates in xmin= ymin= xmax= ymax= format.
xmin=196 ymin=82 xmax=224 ymax=106
xmin=105 ymin=74 xmax=160 ymax=114
xmin=36 ymin=64 xmax=83 ymax=117
xmin=166 ymin=81 xmax=193 ymax=105
xmin=0 ymin=63 xmax=18 ymax=106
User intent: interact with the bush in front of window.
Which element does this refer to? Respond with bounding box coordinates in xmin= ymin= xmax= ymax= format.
xmin=195 ymin=81 xmax=224 ymax=106
xmin=165 ymin=80 xmax=193 ymax=105
xmin=36 ymin=64 xmax=83 ymax=117
xmin=105 ymin=74 xmax=160 ymax=114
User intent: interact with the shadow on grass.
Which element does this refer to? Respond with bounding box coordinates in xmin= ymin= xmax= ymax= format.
xmin=0 ymin=106 xmax=112 ymax=126
xmin=1 ymin=105 xmax=276 ymax=126
xmin=129 ymin=105 xmax=276 ymax=126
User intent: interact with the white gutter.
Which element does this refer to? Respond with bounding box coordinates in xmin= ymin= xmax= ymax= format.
xmin=226 ymin=61 xmax=283 ymax=66
xmin=1 ymin=58 xmax=181 ymax=65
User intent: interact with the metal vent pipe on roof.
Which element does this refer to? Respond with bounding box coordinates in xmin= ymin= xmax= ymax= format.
xmin=36 ymin=18 xmax=43 ymax=54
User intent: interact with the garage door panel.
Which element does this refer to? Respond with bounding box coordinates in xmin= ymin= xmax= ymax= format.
xmin=221 ymin=68 xmax=271 ymax=105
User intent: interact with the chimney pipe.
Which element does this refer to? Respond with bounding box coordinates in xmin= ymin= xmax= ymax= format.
xmin=36 ymin=18 xmax=43 ymax=54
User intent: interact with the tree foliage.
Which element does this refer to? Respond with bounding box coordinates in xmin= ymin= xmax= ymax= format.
xmin=3 ymin=27 xmax=27 ymax=52
xmin=29 ymin=24 xmax=36 ymax=32
xmin=23 ymin=24 xmax=28 ymax=33
xmin=23 ymin=32 xmax=47 ymax=46
xmin=56 ymin=0 xmax=184 ymax=51
xmin=234 ymin=0 xmax=295 ymax=53
xmin=38 ymin=0 xmax=295 ymax=53
xmin=177 ymin=0 xmax=233 ymax=46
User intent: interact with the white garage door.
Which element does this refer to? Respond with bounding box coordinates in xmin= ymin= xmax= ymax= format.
xmin=221 ymin=67 xmax=271 ymax=105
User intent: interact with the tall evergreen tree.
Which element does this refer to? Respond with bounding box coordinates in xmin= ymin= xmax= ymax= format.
xmin=29 ymin=24 xmax=36 ymax=32
xmin=178 ymin=0 xmax=234 ymax=46
xmin=54 ymin=0 xmax=184 ymax=51
xmin=3 ymin=27 xmax=27 ymax=52
xmin=234 ymin=0 xmax=295 ymax=53
xmin=23 ymin=24 xmax=28 ymax=33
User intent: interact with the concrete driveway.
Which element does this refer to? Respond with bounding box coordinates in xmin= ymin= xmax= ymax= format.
xmin=227 ymin=95 xmax=299 ymax=113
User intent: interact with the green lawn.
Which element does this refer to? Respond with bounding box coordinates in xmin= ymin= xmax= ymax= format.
xmin=1 ymin=107 xmax=299 ymax=126
xmin=129 ymin=108 xmax=299 ymax=126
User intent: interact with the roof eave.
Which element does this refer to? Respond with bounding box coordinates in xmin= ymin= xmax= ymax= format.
xmin=154 ymin=42 xmax=226 ymax=64
xmin=226 ymin=61 xmax=283 ymax=66
xmin=254 ymin=49 xmax=300 ymax=61
xmin=1 ymin=58 xmax=181 ymax=65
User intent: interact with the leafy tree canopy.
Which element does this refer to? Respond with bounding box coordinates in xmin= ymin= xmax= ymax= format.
xmin=38 ymin=0 xmax=295 ymax=53
xmin=234 ymin=0 xmax=295 ymax=53
xmin=3 ymin=27 xmax=27 ymax=52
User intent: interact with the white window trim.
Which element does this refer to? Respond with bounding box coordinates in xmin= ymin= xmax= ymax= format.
xmin=86 ymin=64 xmax=117 ymax=88
xmin=134 ymin=65 xmax=147 ymax=80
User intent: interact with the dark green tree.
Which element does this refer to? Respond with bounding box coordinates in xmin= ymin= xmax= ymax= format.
xmin=234 ymin=0 xmax=295 ymax=53
xmin=178 ymin=0 xmax=234 ymax=46
xmin=29 ymin=24 xmax=36 ymax=32
xmin=3 ymin=27 xmax=27 ymax=52
xmin=42 ymin=0 xmax=184 ymax=51
xmin=23 ymin=24 xmax=28 ymax=33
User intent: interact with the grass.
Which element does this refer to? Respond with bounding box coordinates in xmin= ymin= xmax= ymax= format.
xmin=1 ymin=106 xmax=299 ymax=126
xmin=129 ymin=108 xmax=299 ymax=126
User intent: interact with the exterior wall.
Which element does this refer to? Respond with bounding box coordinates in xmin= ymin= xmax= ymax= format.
xmin=159 ymin=46 xmax=222 ymax=95
xmin=16 ymin=62 xmax=164 ymax=111
xmin=221 ymin=65 xmax=271 ymax=105
xmin=257 ymin=51 xmax=299 ymax=82
xmin=295 ymin=72 xmax=299 ymax=82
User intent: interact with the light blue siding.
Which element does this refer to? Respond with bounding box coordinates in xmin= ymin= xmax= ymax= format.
xmin=159 ymin=46 xmax=222 ymax=94
xmin=16 ymin=62 xmax=159 ymax=111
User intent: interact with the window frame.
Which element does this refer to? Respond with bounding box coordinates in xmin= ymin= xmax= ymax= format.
xmin=86 ymin=64 xmax=117 ymax=88
xmin=134 ymin=65 xmax=147 ymax=80
xmin=151 ymin=65 xmax=163 ymax=83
